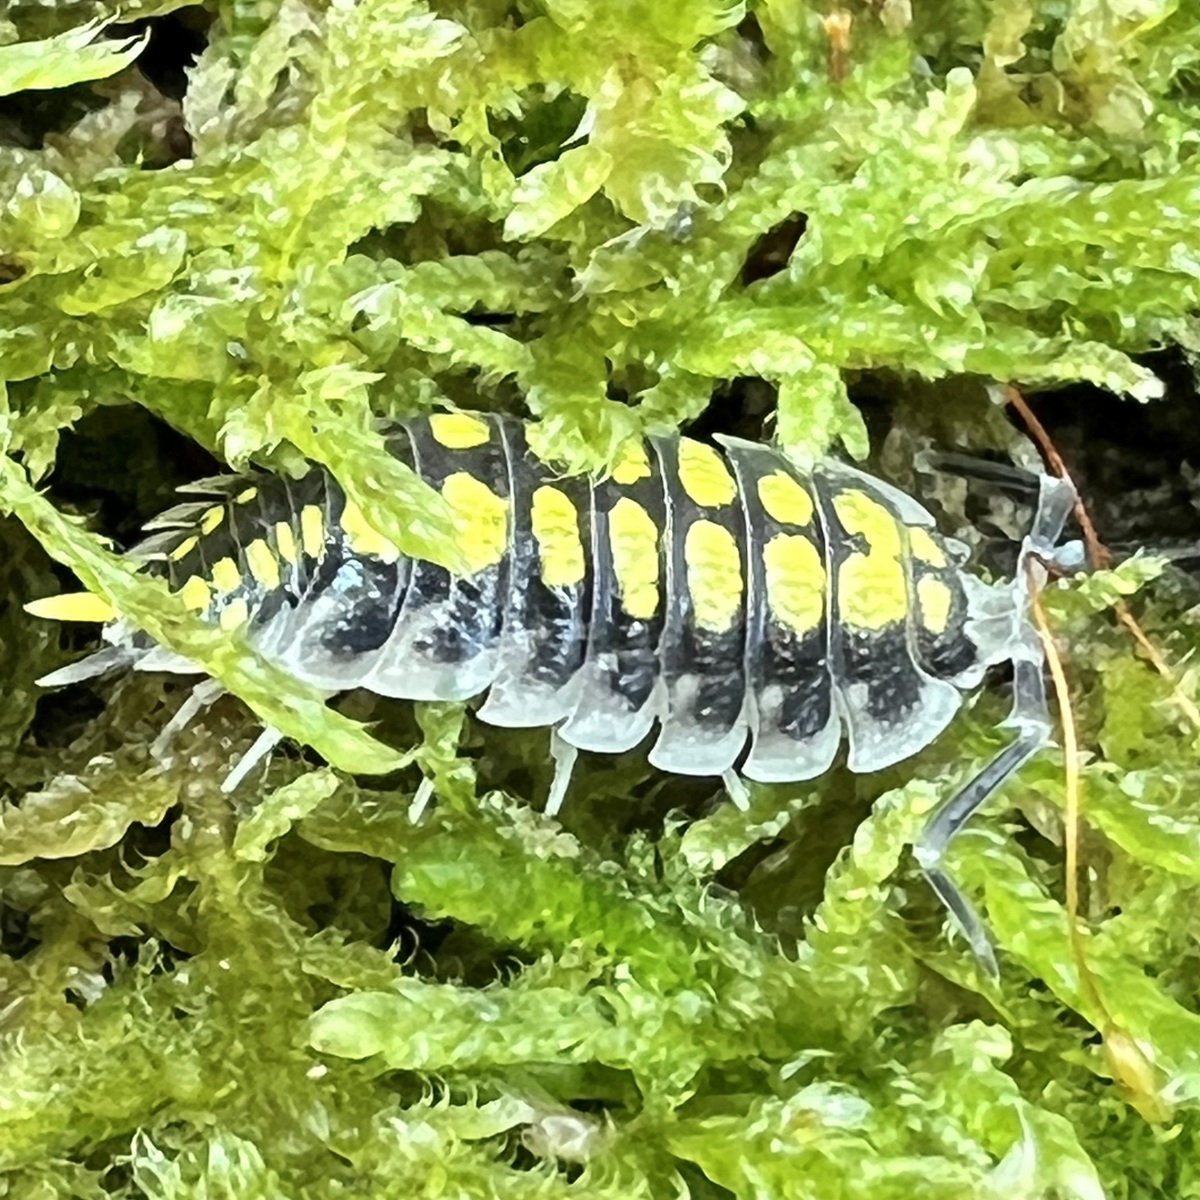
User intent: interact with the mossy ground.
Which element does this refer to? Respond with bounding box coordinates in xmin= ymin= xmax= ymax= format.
xmin=3 ymin=2 xmax=1200 ymax=1196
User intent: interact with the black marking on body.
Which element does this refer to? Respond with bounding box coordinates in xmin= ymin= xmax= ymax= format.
xmin=653 ymin=436 xmax=747 ymax=736
xmin=394 ymin=414 xmax=509 ymax=668
xmin=726 ymin=441 xmax=834 ymax=745
xmin=911 ymin=539 xmax=979 ymax=681
xmin=235 ymin=479 xmax=295 ymax=630
xmin=319 ymin=428 xmax=412 ymax=660
xmin=283 ymin=467 xmax=332 ymax=595
xmin=584 ymin=449 xmax=667 ymax=714
xmin=814 ymin=474 xmax=926 ymax=728
xmin=501 ymin=421 xmax=592 ymax=691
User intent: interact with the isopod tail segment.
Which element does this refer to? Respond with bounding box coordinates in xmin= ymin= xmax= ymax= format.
xmin=913 ymin=469 xmax=1078 ymax=977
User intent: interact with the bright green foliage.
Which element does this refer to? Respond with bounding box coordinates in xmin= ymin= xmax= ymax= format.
xmin=0 ymin=19 xmax=149 ymax=97
xmin=2 ymin=0 xmax=1200 ymax=1197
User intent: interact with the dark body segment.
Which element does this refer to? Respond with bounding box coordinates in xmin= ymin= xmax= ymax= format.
xmin=648 ymin=435 xmax=749 ymax=775
xmin=369 ymin=413 xmax=510 ymax=701
xmin=719 ymin=437 xmax=840 ymax=783
xmin=175 ymin=483 xmax=258 ymax=633
xmin=476 ymin=420 xmax=593 ymax=728
xmin=221 ymin=482 xmax=294 ymax=634
xmin=557 ymin=439 xmax=667 ymax=754
xmin=814 ymin=465 xmax=962 ymax=774
xmin=907 ymin=528 xmax=980 ymax=682
xmin=271 ymin=444 xmax=411 ymax=690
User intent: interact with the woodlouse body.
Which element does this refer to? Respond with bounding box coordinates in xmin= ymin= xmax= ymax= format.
xmin=33 ymin=411 xmax=1077 ymax=970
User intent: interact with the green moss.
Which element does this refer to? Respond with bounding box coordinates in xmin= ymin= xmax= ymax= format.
xmin=2 ymin=1 xmax=1200 ymax=1196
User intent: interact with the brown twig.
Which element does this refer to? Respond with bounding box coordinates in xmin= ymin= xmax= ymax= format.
xmin=1006 ymin=383 xmax=1200 ymax=733
xmin=1004 ymin=384 xmax=1108 ymax=568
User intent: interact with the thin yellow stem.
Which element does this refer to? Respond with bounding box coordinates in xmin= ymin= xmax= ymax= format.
xmin=1028 ymin=574 xmax=1086 ymax=970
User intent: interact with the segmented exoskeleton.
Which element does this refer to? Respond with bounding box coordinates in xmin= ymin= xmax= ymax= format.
xmin=30 ymin=412 xmax=1077 ymax=972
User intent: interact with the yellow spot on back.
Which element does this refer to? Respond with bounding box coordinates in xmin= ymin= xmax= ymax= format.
xmin=211 ymin=556 xmax=241 ymax=595
xmin=429 ymin=412 xmax=490 ymax=449
xmin=757 ymin=470 xmax=814 ymax=527
xmin=341 ymin=500 xmax=401 ymax=564
xmin=200 ymin=506 xmax=225 ymax=535
xmin=685 ymin=520 xmax=742 ymax=632
xmin=909 ymin=526 xmax=947 ymax=568
xmin=833 ymin=489 xmax=908 ymax=630
xmin=917 ymin=576 xmax=953 ymax=634
xmin=179 ymin=575 xmax=211 ymax=613
xmin=169 ymin=536 xmax=198 ymax=562
xmin=608 ymin=497 xmax=660 ymax=620
xmin=236 ymin=486 xmax=258 ymax=504
xmin=245 ymin=538 xmax=281 ymax=588
xmin=25 ymin=592 xmax=116 ymax=623
xmin=275 ymin=520 xmax=297 ymax=566
xmin=678 ymin=440 xmax=736 ymax=508
xmin=219 ymin=597 xmax=249 ymax=631
xmin=611 ymin=441 xmax=651 ymax=486
xmin=301 ymin=505 xmax=325 ymax=558
xmin=443 ymin=472 xmax=509 ymax=575
xmin=763 ymin=534 xmax=825 ymax=635
xmin=531 ymin=485 xmax=585 ymax=588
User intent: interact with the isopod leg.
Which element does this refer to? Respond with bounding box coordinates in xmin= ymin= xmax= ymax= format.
xmin=913 ymin=658 xmax=1051 ymax=976
xmin=408 ymin=774 xmax=436 ymax=822
xmin=722 ymin=767 xmax=751 ymax=812
xmin=545 ymin=729 xmax=578 ymax=818
xmin=221 ymin=725 xmax=284 ymax=794
xmin=151 ymin=677 xmax=225 ymax=761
